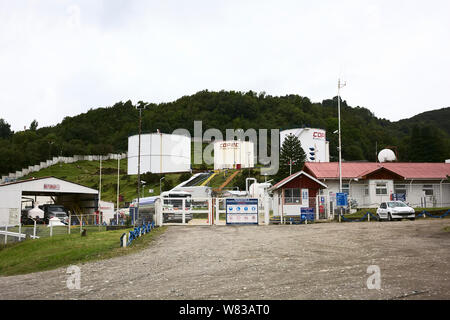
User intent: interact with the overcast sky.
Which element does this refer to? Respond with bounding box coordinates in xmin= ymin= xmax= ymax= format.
xmin=1 ymin=0 xmax=449 ymax=132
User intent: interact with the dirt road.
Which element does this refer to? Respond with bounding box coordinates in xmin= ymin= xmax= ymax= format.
xmin=1 ymin=219 xmax=449 ymax=300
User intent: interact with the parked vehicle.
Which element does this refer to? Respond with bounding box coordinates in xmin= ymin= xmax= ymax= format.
xmin=39 ymin=204 xmax=69 ymax=225
xmin=161 ymin=191 xmax=193 ymax=223
xmin=21 ymin=198 xmax=44 ymax=225
xmin=376 ymin=201 xmax=415 ymax=221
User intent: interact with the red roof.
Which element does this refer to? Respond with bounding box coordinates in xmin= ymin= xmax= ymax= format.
xmin=304 ymin=162 xmax=450 ymax=180
xmin=270 ymin=171 xmax=328 ymax=191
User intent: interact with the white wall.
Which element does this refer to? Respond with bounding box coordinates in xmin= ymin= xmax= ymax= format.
xmin=0 ymin=190 xmax=21 ymax=226
xmin=320 ymin=179 xmax=450 ymax=209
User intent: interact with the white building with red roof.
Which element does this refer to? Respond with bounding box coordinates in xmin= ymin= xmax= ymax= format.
xmin=302 ymin=162 xmax=450 ymax=209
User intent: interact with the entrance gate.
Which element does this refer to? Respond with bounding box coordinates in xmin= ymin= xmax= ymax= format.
xmin=156 ymin=197 xmax=271 ymax=226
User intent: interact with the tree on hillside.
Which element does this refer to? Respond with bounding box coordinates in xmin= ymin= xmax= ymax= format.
xmin=0 ymin=119 xmax=12 ymax=139
xmin=30 ymin=120 xmax=38 ymax=131
xmin=276 ymin=134 xmax=306 ymax=182
xmin=407 ymin=125 xmax=449 ymax=162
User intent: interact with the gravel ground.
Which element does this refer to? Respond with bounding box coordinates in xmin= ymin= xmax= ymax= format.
xmin=1 ymin=219 xmax=449 ymax=300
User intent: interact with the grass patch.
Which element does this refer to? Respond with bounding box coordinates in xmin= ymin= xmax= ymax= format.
xmin=0 ymin=226 xmax=167 ymax=277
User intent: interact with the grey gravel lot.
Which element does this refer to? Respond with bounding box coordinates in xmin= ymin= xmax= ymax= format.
xmin=1 ymin=219 xmax=449 ymax=300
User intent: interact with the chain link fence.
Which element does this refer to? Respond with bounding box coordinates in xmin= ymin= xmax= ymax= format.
xmin=1 ymin=214 xmax=109 ymax=245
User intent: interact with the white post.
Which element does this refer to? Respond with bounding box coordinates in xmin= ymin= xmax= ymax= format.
xmin=18 ymin=223 xmax=22 ymax=241
xmin=327 ymin=195 xmax=331 ymax=220
xmin=315 ymin=195 xmax=319 ymax=221
xmin=99 ymin=156 xmax=102 ymax=203
xmin=264 ymin=197 xmax=270 ymax=226
xmin=215 ymin=198 xmax=220 ymax=224
xmin=209 ymin=198 xmax=213 ymax=225
xmin=117 ymin=157 xmax=120 ymax=225
xmin=182 ymin=198 xmax=186 ymax=224
xmin=68 ymin=213 xmax=71 ymax=234
xmin=4 ymin=225 xmax=7 ymax=245
xmin=33 ymin=219 xmax=37 ymax=239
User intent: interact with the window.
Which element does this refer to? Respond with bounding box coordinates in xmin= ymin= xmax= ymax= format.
xmin=380 ymin=203 xmax=387 ymax=209
xmin=394 ymin=184 xmax=407 ymax=195
xmin=423 ymin=185 xmax=433 ymax=196
xmin=342 ymin=183 xmax=350 ymax=195
xmin=284 ymin=188 xmax=300 ymax=203
xmin=376 ymin=183 xmax=387 ymax=195
xmin=364 ymin=185 xmax=369 ymax=196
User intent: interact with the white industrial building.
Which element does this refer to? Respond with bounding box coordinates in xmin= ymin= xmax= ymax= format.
xmin=280 ymin=128 xmax=330 ymax=162
xmin=128 ymin=133 xmax=191 ymax=174
xmin=0 ymin=177 xmax=99 ymax=226
xmin=214 ymin=140 xmax=254 ymax=170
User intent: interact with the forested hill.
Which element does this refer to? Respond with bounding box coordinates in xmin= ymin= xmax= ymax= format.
xmin=0 ymin=90 xmax=449 ymax=176
xmin=395 ymin=107 xmax=450 ymax=136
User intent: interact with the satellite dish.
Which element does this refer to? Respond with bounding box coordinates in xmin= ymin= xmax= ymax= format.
xmin=378 ymin=149 xmax=397 ymax=162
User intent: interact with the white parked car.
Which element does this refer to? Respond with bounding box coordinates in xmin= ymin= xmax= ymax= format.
xmin=377 ymin=201 xmax=415 ymax=221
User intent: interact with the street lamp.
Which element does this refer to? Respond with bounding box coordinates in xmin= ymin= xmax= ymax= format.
xmin=160 ymin=176 xmax=165 ymax=194
xmin=136 ymin=102 xmax=145 ymax=226
xmin=141 ymin=181 xmax=146 ymax=198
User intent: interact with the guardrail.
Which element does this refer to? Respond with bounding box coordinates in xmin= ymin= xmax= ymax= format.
xmin=120 ymin=222 xmax=155 ymax=247
xmin=339 ymin=210 xmax=450 ymax=222
xmin=416 ymin=210 xmax=450 ymax=219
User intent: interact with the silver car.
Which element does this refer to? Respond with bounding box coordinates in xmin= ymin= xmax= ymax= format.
xmin=377 ymin=201 xmax=415 ymax=221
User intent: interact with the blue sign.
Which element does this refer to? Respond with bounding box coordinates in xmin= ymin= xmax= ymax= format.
xmin=226 ymin=198 xmax=259 ymax=225
xmin=392 ymin=193 xmax=406 ymax=201
xmin=336 ymin=193 xmax=348 ymax=207
xmin=300 ymin=207 xmax=315 ymax=221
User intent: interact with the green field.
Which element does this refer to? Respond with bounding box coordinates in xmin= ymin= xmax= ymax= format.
xmin=0 ymin=226 xmax=167 ymax=276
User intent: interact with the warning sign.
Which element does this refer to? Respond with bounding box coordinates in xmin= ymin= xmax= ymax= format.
xmin=226 ymin=198 xmax=258 ymax=225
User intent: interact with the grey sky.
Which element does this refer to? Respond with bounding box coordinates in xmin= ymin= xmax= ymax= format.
xmin=1 ymin=0 xmax=449 ymax=132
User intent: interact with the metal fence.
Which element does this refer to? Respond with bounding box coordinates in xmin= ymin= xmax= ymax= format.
xmin=157 ymin=197 xmax=271 ymax=226
xmin=0 ymin=214 xmax=109 ymax=245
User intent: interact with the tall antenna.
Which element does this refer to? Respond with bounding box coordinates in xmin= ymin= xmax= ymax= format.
xmin=337 ymin=78 xmax=346 ymax=193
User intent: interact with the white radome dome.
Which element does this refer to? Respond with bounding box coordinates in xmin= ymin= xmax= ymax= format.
xmin=378 ymin=149 xmax=397 ymax=162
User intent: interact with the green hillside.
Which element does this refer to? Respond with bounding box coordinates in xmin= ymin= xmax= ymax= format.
xmin=20 ymin=159 xmax=183 ymax=205
xmin=1 ymin=91 xmax=449 ymax=176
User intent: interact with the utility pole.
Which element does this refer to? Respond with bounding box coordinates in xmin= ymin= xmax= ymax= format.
xmin=116 ymin=156 xmax=120 ymax=225
xmin=338 ymin=78 xmax=346 ymax=193
xmin=99 ymin=155 xmax=102 ymax=203
xmin=136 ymin=103 xmax=144 ymax=227
xmin=338 ymin=78 xmax=346 ymax=222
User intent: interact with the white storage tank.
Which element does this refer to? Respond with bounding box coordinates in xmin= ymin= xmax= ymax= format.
xmin=214 ymin=140 xmax=254 ymax=170
xmin=280 ymin=128 xmax=330 ymax=163
xmin=127 ymin=133 xmax=191 ymax=174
